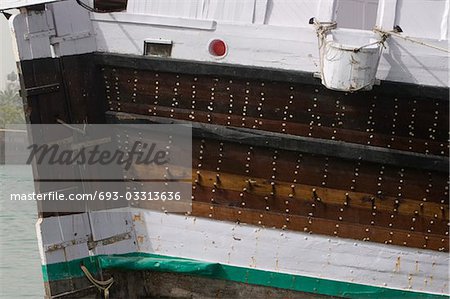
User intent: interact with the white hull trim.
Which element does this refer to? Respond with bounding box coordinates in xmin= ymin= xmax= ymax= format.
xmin=37 ymin=208 xmax=449 ymax=296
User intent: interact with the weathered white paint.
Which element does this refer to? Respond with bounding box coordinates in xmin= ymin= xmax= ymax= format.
xmin=36 ymin=208 xmax=137 ymax=265
xmin=376 ymin=0 xmax=398 ymax=30
xmin=9 ymin=14 xmax=28 ymax=62
xmin=91 ymin=12 xmax=217 ymax=31
xmin=377 ymin=0 xmax=449 ymax=40
xmin=394 ymin=0 xmax=449 ymax=40
xmin=92 ymin=18 xmax=319 ymax=68
xmin=8 ymin=1 xmax=95 ymax=60
xmin=334 ymin=0 xmax=380 ymax=30
xmin=92 ymin=15 xmax=449 ymax=86
xmin=132 ymin=209 xmax=449 ymax=295
xmin=36 ymin=208 xmax=449 ymax=295
xmin=92 ymin=238 xmax=137 ymax=256
xmin=47 ymin=0 xmax=96 ymax=56
xmin=89 ymin=210 xmax=133 ymax=241
xmin=317 ymin=0 xmax=336 ymax=22
xmin=126 ymin=0 xmax=257 ymax=24
xmin=9 ymin=10 xmax=55 ymax=60
xmin=441 ymin=0 xmax=449 ymax=40
xmin=265 ymin=0 xmax=326 ymax=27
xmin=7 ymin=0 xmax=448 ymax=86
xmin=125 ymin=0 xmax=335 ymax=27
xmin=36 ymin=213 xmax=91 ymax=264
xmin=0 ymin=0 xmax=61 ymax=10
xmin=253 ymin=0 xmax=269 ymax=24
xmin=37 ymin=213 xmax=91 ymax=248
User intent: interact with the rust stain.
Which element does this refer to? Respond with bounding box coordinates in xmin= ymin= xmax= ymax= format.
xmin=133 ymin=213 xmax=142 ymax=222
xmin=250 ymin=256 xmax=256 ymax=268
xmin=395 ymin=256 xmax=401 ymax=272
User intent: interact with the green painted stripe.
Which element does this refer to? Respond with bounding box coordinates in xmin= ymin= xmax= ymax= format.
xmin=42 ymin=252 xmax=448 ymax=299
xmin=41 ymin=255 xmax=100 ymax=282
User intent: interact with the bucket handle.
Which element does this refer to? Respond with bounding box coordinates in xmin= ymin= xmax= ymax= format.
xmin=309 ymin=17 xmax=389 ymax=52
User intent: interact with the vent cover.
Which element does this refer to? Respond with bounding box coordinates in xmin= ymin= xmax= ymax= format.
xmin=144 ymin=39 xmax=173 ymax=57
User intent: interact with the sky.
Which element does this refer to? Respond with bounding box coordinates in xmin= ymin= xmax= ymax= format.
xmin=0 ymin=12 xmax=17 ymax=90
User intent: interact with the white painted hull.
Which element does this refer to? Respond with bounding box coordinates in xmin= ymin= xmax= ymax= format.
xmin=37 ymin=208 xmax=450 ymax=297
xmin=7 ymin=0 xmax=449 ymax=87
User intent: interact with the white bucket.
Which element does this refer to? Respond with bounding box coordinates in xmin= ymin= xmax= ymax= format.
xmin=319 ymin=29 xmax=383 ymax=92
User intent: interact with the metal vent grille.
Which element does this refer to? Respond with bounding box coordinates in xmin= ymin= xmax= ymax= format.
xmin=144 ymin=40 xmax=173 ymax=57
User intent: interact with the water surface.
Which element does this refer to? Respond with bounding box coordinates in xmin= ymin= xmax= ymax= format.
xmin=0 ymin=165 xmax=44 ymax=298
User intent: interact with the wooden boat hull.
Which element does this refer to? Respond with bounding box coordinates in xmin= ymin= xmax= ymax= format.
xmin=17 ymin=53 xmax=449 ymax=298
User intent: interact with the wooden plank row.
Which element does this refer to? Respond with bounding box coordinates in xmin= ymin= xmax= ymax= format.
xmin=191 ymin=169 xmax=449 ymax=223
xmin=128 ymin=158 xmax=448 ymax=223
xmin=107 ymin=100 xmax=448 ymax=156
xmin=191 ymin=138 xmax=448 ymax=204
xmin=101 ymin=67 xmax=449 ymax=146
xmin=105 ymin=82 xmax=449 ymax=146
xmin=193 ymin=185 xmax=448 ymax=235
xmin=96 ymin=53 xmax=450 ymax=103
xmin=107 ymin=110 xmax=448 ymax=204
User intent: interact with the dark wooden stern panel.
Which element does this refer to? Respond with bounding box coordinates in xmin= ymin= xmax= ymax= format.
xmin=97 ymin=54 xmax=449 ymax=252
xmin=18 ymin=53 xmax=449 ymax=253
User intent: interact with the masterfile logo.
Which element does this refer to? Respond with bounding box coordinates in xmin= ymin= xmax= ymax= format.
xmin=4 ymin=123 xmax=192 ymax=213
xmin=26 ymin=140 xmax=169 ymax=171
xmin=5 ymin=123 xmax=191 ymax=181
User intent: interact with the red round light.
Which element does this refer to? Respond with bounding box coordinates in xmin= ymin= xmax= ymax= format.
xmin=209 ymin=39 xmax=227 ymax=57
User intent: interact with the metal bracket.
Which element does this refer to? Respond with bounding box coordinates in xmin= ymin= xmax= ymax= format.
xmin=24 ymin=29 xmax=56 ymax=40
xmin=45 ymin=232 xmax=132 ymax=252
xmin=45 ymin=235 xmax=90 ymax=252
xmin=24 ymin=29 xmax=91 ymax=44
xmin=87 ymin=232 xmax=132 ymax=250
xmin=50 ymin=31 xmax=92 ymax=44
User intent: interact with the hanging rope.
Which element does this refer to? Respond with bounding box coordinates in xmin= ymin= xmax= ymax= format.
xmin=310 ymin=18 xmax=338 ymax=88
xmin=80 ymin=265 xmax=114 ymax=299
xmin=354 ymin=32 xmax=389 ymax=52
xmin=310 ymin=18 xmax=337 ymax=47
xmin=311 ymin=18 xmax=388 ymax=53
xmin=373 ymin=28 xmax=450 ymax=53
